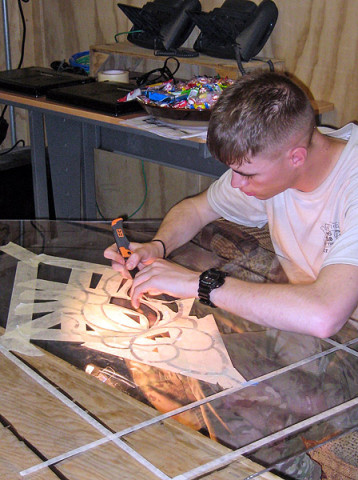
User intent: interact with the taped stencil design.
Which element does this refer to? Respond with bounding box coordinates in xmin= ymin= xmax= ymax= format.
xmin=0 ymin=243 xmax=245 ymax=388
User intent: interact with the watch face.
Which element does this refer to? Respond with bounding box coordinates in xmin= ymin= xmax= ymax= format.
xmin=200 ymin=269 xmax=225 ymax=286
xmin=201 ymin=272 xmax=215 ymax=285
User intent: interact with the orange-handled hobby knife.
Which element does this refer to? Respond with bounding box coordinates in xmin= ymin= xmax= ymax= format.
xmin=111 ymin=217 xmax=139 ymax=278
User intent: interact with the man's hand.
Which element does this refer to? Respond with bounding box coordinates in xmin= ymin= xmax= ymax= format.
xmin=129 ymin=259 xmax=200 ymax=309
xmin=104 ymin=241 xmax=164 ymax=279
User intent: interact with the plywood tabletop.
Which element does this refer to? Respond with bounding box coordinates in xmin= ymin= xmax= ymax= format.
xmin=0 ymin=329 xmax=283 ymax=480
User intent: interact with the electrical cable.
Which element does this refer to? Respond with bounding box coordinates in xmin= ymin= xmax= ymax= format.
xmin=95 ymin=203 xmax=105 ymax=221
xmin=17 ymin=0 xmax=29 ymax=69
xmin=135 ymin=56 xmax=180 ymax=87
xmin=127 ymin=159 xmax=148 ymax=219
xmin=114 ymin=30 xmax=144 ymax=43
xmin=95 ymin=160 xmax=148 ymax=221
xmin=233 ymin=45 xmax=276 ymax=76
xmin=252 ymin=57 xmax=275 ymax=72
xmin=233 ymin=44 xmax=247 ymax=76
xmin=0 ymin=139 xmax=25 ymax=155
xmin=94 ymin=53 xmax=176 ymax=220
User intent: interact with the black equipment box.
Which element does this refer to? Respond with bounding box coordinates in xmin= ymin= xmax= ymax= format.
xmin=46 ymin=81 xmax=143 ymax=116
xmin=0 ymin=67 xmax=94 ymax=97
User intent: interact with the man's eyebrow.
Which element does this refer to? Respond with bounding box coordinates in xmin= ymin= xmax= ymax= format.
xmin=232 ymin=168 xmax=255 ymax=176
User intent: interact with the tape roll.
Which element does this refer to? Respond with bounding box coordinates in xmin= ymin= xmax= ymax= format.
xmin=98 ymin=69 xmax=129 ymax=83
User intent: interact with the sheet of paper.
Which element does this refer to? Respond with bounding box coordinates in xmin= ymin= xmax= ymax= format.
xmin=122 ymin=115 xmax=208 ymax=140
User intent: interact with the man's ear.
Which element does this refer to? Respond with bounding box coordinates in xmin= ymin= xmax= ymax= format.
xmin=289 ymin=146 xmax=308 ymax=167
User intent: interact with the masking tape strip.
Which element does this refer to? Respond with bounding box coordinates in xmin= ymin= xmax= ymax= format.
xmin=0 ymin=258 xmax=41 ymax=356
xmin=322 ymin=337 xmax=358 ymax=359
xmin=247 ymin=425 xmax=358 ymax=480
xmin=19 ymin=278 xmax=68 ymax=291
xmin=19 ymin=345 xmax=341 ymax=477
xmin=19 ymin=289 xmax=69 ymax=301
xmin=6 ymin=261 xmax=37 ymax=331
xmin=11 ymin=311 xmax=101 ymax=343
xmin=37 ymin=252 xmax=110 ymax=273
xmin=347 ymin=337 xmax=358 ymax=347
xmin=1 ymin=243 xmax=109 ymax=273
xmin=0 ymin=344 xmax=171 ymax=480
xmin=0 ymin=242 xmax=39 ymax=264
xmin=21 ymin=328 xmax=95 ymax=343
xmin=172 ymin=395 xmax=358 ymax=480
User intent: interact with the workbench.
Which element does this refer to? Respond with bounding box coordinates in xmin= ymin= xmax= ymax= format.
xmin=1 ymin=219 xmax=358 ymax=479
xmin=0 ymin=89 xmax=226 ymax=220
xmin=0 ymin=88 xmax=333 ymax=221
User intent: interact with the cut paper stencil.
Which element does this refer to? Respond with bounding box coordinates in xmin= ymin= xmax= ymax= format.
xmin=0 ymin=243 xmax=245 ymax=388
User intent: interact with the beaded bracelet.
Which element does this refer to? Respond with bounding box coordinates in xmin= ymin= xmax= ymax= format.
xmin=152 ymin=239 xmax=166 ymax=259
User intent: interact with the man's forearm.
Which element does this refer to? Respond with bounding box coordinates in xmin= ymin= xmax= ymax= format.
xmin=211 ymin=277 xmax=322 ymax=335
xmin=153 ymin=192 xmax=219 ymax=256
xmin=209 ymin=264 xmax=358 ymax=338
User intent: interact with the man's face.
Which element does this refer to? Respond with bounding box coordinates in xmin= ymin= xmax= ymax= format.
xmin=230 ymin=149 xmax=297 ymax=200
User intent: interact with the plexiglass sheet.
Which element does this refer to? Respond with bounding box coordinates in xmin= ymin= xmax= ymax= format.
xmin=1 ymin=220 xmax=358 ymax=479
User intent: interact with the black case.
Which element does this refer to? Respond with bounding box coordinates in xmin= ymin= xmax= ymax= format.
xmin=117 ymin=0 xmax=201 ymax=52
xmin=191 ymin=0 xmax=278 ymax=61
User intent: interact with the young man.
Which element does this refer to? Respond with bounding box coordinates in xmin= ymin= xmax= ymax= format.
xmin=104 ymin=71 xmax=358 ymax=338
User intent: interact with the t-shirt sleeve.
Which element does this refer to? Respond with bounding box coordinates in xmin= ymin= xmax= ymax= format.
xmin=321 ymin=195 xmax=358 ymax=269
xmin=207 ymin=169 xmax=268 ymax=228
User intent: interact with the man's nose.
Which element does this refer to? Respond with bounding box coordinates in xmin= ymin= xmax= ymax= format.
xmin=231 ymin=172 xmax=249 ymax=189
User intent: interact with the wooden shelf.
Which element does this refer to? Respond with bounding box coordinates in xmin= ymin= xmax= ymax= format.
xmin=311 ymin=99 xmax=335 ymax=115
xmin=90 ymin=41 xmax=285 ymax=79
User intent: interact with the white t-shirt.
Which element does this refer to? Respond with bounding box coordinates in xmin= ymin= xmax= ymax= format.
xmin=207 ymin=123 xmax=358 ymax=283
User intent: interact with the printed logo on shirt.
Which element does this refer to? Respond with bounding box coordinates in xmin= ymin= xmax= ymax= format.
xmin=320 ymin=222 xmax=341 ymax=253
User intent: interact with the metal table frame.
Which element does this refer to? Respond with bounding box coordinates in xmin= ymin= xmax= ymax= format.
xmin=0 ymin=89 xmax=227 ymax=219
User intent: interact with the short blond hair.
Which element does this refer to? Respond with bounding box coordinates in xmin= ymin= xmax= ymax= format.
xmin=207 ymin=71 xmax=316 ymax=166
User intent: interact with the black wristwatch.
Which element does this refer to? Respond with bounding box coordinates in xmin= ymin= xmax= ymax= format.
xmin=198 ymin=268 xmax=228 ymax=308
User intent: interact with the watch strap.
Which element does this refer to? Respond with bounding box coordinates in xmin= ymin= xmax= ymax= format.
xmin=198 ymin=268 xmax=227 ymax=308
